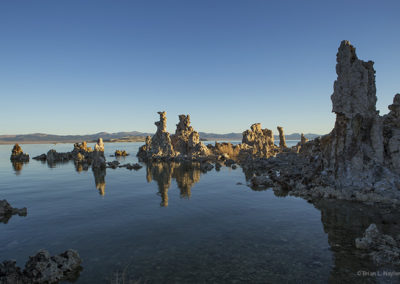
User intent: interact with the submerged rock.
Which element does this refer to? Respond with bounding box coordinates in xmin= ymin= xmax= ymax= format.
xmin=355 ymin=224 xmax=400 ymax=266
xmin=0 ymin=249 xmax=82 ymax=283
xmin=10 ymin=144 xmax=29 ymax=162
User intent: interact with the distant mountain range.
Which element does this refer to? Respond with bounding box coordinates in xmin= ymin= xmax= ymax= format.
xmin=0 ymin=131 xmax=322 ymax=144
xmin=199 ymin=132 xmax=321 ymax=141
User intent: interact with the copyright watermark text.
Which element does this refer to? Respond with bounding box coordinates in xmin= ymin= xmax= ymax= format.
xmin=357 ymin=270 xmax=400 ymax=277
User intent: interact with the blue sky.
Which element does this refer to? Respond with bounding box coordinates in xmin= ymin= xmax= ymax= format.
xmin=1 ymin=0 xmax=399 ymax=135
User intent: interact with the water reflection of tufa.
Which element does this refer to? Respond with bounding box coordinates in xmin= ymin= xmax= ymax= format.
xmin=11 ymin=161 xmax=28 ymax=175
xmin=145 ymin=162 xmax=202 ymax=207
xmin=93 ymin=168 xmax=106 ymax=196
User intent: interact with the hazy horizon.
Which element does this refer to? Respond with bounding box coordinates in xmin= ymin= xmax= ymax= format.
xmin=0 ymin=128 xmax=324 ymax=137
xmin=1 ymin=0 xmax=399 ymax=135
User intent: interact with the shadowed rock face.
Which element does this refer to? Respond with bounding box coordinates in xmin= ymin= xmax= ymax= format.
xmin=383 ymin=94 xmax=400 ymax=175
xmin=321 ymin=40 xmax=384 ymax=188
xmin=295 ymin=40 xmax=400 ymax=195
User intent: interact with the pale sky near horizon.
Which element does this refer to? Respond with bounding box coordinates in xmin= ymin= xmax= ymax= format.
xmin=1 ymin=0 xmax=399 ymax=135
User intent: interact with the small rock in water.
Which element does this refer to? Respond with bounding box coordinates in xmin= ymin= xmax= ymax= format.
xmin=200 ymin=162 xmax=214 ymax=172
xmin=0 ymin=199 xmax=27 ymax=223
xmin=115 ymin=150 xmax=129 ymax=157
xmin=10 ymin=144 xmax=29 ymax=162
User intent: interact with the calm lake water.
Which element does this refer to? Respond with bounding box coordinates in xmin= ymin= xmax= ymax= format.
xmin=1 ymin=142 xmax=398 ymax=283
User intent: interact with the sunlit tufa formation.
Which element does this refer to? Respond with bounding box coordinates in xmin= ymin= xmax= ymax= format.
xmin=10 ymin=144 xmax=29 ymax=162
xmin=242 ymin=123 xmax=277 ymax=158
xmin=277 ymin=126 xmax=287 ymax=149
xmin=138 ymin=112 xmax=209 ymax=160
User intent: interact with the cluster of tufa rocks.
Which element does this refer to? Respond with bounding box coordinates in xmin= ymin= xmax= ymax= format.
xmin=0 ymin=249 xmax=82 ymax=283
xmin=137 ymin=112 xmax=210 ymax=161
xmin=114 ymin=150 xmax=129 ymax=157
xmin=241 ymin=40 xmax=400 ymax=205
xmin=32 ymin=138 xmax=106 ymax=169
xmin=137 ymin=112 xmax=287 ymax=166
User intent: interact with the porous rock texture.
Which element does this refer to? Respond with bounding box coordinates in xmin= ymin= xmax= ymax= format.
xmin=0 ymin=249 xmax=82 ymax=283
xmin=137 ymin=112 xmax=175 ymax=160
xmin=383 ymin=93 xmax=400 ymax=175
xmin=10 ymin=144 xmax=29 ymax=162
xmin=138 ymin=113 xmax=287 ymax=163
xmin=318 ymin=40 xmax=386 ymax=189
xmin=170 ymin=114 xmax=210 ymax=157
xmin=242 ymin=123 xmax=278 ymax=158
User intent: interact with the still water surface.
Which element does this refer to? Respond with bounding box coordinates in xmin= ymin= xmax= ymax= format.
xmin=0 ymin=142 xmax=396 ymax=283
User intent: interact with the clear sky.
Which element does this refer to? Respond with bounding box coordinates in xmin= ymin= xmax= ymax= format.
xmin=1 ymin=0 xmax=399 ymax=135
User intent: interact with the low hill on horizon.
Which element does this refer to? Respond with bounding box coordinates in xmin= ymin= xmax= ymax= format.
xmin=0 ymin=131 xmax=323 ymax=144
